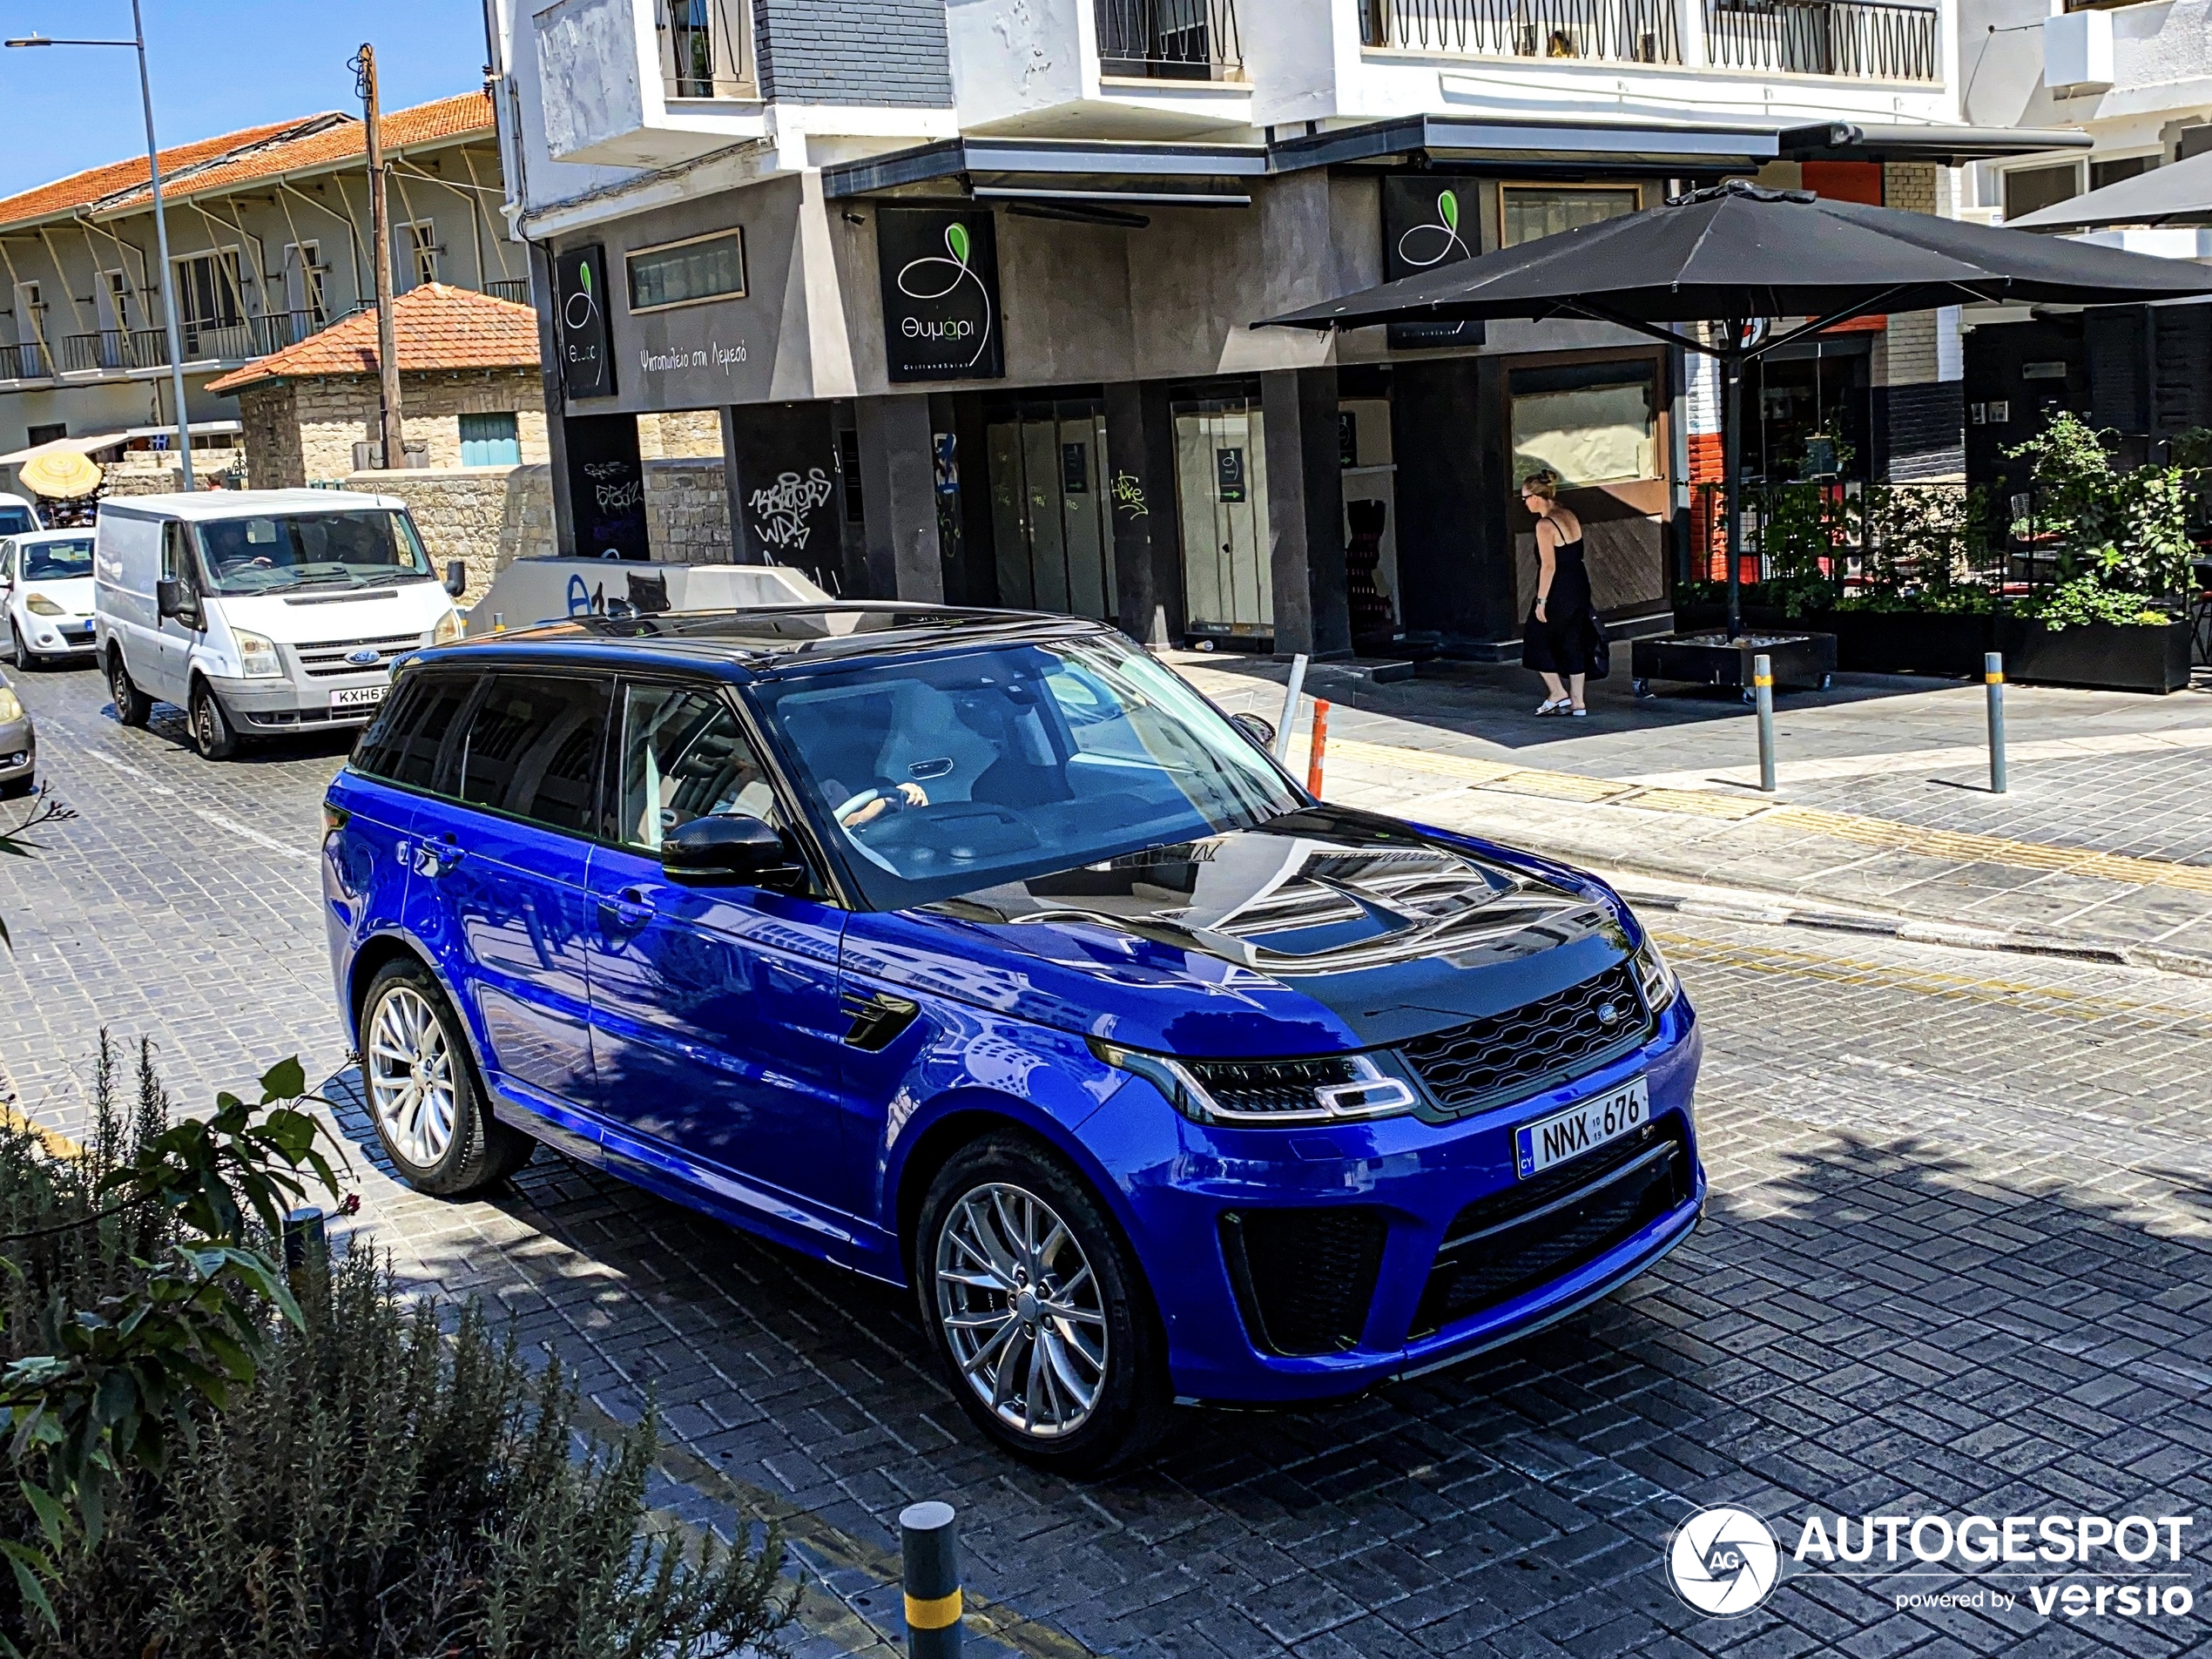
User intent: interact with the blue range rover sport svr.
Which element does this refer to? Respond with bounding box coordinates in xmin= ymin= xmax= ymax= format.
xmin=322 ymin=605 xmax=1703 ymax=1471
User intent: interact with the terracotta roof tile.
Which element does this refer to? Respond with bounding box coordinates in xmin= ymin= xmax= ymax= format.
xmin=0 ymin=91 xmax=495 ymax=230
xmin=98 ymin=91 xmax=496 ymax=213
xmin=0 ymin=116 xmax=327 ymax=228
xmin=207 ymin=282 xmax=540 ymax=394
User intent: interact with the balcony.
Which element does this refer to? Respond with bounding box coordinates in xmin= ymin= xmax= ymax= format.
xmin=1096 ymin=0 xmax=1244 ymax=81
xmin=0 ymin=342 xmax=50 ymax=382
xmin=486 ymin=279 xmax=530 ymax=305
xmin=1701 ymin=0 xmax=1938 ymax=83
xmin=533 ymin=0 xmax=763 ymax=168
xmin=1361 ymin=0 xmax=1682 ymax=67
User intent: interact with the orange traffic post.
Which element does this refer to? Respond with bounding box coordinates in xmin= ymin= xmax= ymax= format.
xmin=1305 ymin=699 xmax=1330 ymax=796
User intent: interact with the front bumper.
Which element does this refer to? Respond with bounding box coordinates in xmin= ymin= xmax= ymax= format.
xmin=1094 ymin=999 xmax=1705 ymax=1405
xmin=0 ymin=715 xmax=33 ymax=782
xmin=206 ymin=673 xmax=385 ymax=732
xmin=20 ymin=617 xmax=95 ymax=655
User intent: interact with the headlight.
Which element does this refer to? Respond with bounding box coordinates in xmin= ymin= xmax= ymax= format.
xmin=432 ymin=609 xmax=464 ymax=646
xmin=233 ymin=629 xmax=283 ymax=678
xmin=1089 ymin=1040 xmax=1417 ymax=1126
xmin=1632 ymin=934 xmax=1679 ymax=1015
xmin=0 ymin=686 xmax=22 ymax=722
xmin=23 ymin=594 xmax=63 ymax=617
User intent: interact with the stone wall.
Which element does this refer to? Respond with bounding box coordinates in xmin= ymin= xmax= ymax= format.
xmin=644 ymin=456 xmax=732 ymax=563
xmin=637 ymin=410 xmax=725 ymax=459
xmin=232 ymin=368 xmax=552 ymax=485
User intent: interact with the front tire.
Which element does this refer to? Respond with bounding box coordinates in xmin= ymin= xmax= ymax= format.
xmin=360 ymin=958 xmax=532 ymax=1197
xmin=108 ymin=651 xmax=151 ymax=726
xmin=914 ymin=1134 xmax=1170 ymax=1474
xmin=10 ymin=623 xmax=38 ymax=671
xmin=189 ymin=678 xmax=239 ymax=760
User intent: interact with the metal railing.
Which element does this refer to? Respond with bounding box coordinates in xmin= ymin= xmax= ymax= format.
xmin=1363 ymin=0 xmax=1681 ymax=64
xmin=0 ymin=341 xmax=49 ymax=381
xmin=1701 ymin=0 xmax=1938 ymax=82
xmin=1096 ymin=0 xmax=1245 ymax=79
xmin=485 ymin=278 xmax=529 ymax=305
xmin=659 ymin=0 xmax=755 ymax=98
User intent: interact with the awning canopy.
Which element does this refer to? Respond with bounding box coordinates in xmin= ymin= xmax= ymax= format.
xmin=0 ymin=418 xmax=240 ymax=469
xmin=2007 ymin=150 xmax=2212 ymax=232
xmin=1777 ymin=122 xmax=2093 ymax=166
xmin=1270 ymin=115 xmax=1780 ymax=176
xmin=822 ymin=137 xmax=1268 ymax=214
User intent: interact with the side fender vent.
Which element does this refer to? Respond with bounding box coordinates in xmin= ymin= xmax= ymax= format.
xmin=840 ymin=988 xmax=921 ymax=1052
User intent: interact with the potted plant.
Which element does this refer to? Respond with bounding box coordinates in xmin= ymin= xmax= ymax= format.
xmin=1997 ymin=413 xmax=2195 ymax=694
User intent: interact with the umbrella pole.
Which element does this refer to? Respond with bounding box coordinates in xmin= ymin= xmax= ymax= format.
xmin=1723 ymin=348 xmax=1744 ymax=641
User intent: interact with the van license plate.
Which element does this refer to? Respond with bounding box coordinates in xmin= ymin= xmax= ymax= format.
xmin=330 ymin=685 xmax=386 ymax=711
xmin=1514 ymin=1077 xmax=1649 ymax=1178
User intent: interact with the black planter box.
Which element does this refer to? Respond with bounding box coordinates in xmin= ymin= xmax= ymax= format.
xmin=1631 ymin=631 xmax=1838 ymax=698
xmin=1813 ymin=610 xmax=1998 ymax=678
xmin=1994 ymin=617 xmax=2194 ymax=694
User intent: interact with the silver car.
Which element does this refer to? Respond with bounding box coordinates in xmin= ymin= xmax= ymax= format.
xmin=0 ymin=665 xmax=33 ymax=797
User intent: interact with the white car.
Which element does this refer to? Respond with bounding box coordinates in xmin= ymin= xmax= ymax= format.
xmin=1 ymin=529 xmax=97 ymax=669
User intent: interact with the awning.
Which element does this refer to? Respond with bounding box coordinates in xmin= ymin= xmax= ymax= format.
xmin=1777 ymin=123 xmax=2094 ymax=166
xmin=823 ymin=137 xmax=1268 ymax=212
xmin=0 ymin=418 xmax=242 ymax=468
xmin=2006 ymin=150 xmax=2212 ymax=232
xmin=1271 ymin=115 xmax=1779 ymax=175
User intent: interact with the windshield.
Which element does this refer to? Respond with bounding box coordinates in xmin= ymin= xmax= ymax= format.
xmin=0 ymin=508 xmax=34 ymax=536
xmin=22 ymin=537 xmax=91 ymax=581
xmin=193 ymin=509 xmax=432 ymax=595
xmin=748 ymin=632 xmax=1304 ymax=909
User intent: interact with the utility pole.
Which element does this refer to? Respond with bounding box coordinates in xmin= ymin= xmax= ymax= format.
xmin=352 ymin=42 xmax=403 ymax=469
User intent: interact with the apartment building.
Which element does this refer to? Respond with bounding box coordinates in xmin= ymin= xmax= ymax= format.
xmin=0 ymin=90 xmax=521 ymax=481
xmin=492 ymin=0 xmax=2076 ymax=657
xmin=1955 ymin=0 xmax=2212 ymax=481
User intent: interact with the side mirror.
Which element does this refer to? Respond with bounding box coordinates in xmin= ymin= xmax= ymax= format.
xmin=156 ymin=577 xmax=183 ymax=620
xmin=443 ymin=558 xmax=467 ymax=598
xmin=1229 ymin=711 xmax=1276 ymax=749
xmin=661 ymin=813 xmax=804 ymax=889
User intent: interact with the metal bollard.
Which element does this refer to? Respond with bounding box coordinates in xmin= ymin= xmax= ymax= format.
xmin=1752 ymin=654 xmax=1777 ymax=794
xmin=491 ymin=611 xmax=505 ymax=633
xmin=900 ymin=1501 xmax=962 ymax=1658
xmin=1306 ymin=698 xmax=1331 ymax=797
xmin=1273 ymin=652 xmax=1309 ymax=764
xmin=1985 ymin=651 xmax=2007 ymax=794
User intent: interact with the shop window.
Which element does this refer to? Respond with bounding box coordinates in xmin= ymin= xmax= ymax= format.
xmin=1510 ymin=367 xmax=1656 ymax=488
xmin=1500 ymin=185 xmax=1640 ymax=248
xmin=459 ymin=412 xmax=522 ymax=467
xmin=626 ymin=229 xmax=746 ymax=313
xmin=25 ymin=422 xmax=64 ymax=447
xmin=2003 ymin=163 xmax=2079 ymax=223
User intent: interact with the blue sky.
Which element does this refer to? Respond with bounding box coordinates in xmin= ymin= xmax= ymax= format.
xmin=0 ymin=1 xmax=489 ymax=198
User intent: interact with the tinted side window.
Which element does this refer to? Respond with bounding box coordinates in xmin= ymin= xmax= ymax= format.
xmin=617 ymin=682 xmax=782 ymax=851
xmin=354 ymin=671 xmax=477 ymax=790
xmin=458 ymin=673 xmax=610 ymax=835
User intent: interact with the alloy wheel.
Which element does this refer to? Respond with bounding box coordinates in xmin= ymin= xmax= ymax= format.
xmin=934 ymin=1182 xmax=1109 ymax=1439
xmin=367 ymin=985 xmax=458 ymax=1167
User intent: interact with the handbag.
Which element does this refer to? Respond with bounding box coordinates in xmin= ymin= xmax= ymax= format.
xmin=1583 ymin=615 xmax=1612 ymax=681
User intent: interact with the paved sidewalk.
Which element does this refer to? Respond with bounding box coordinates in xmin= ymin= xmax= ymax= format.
xmin=1174 ymin=653 xmax=2212 ymax=972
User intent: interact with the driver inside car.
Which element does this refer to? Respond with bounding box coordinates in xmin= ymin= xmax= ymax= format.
xmin=830 ymin=779 xmax=929 ymax=830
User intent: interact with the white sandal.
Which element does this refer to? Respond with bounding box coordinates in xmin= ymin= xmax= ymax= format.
xmin=1535 ymin=698 xmax=1568 ymax=715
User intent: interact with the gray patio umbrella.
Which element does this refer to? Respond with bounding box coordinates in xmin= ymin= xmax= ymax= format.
xmin=2006 ymin=150 xmax=2212 ymax=233
xmin=1260 ymin=179 xmax=2212 ymax=637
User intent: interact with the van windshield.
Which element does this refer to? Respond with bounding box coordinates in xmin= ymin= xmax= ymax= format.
xmin=192 ymin=510 xmax=433 ymax=594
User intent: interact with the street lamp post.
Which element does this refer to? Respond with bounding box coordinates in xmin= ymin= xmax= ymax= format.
xmin=7 ymin=0 xmax=196 ymax=489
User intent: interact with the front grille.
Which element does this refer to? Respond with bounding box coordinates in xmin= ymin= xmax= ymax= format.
xmin=1401 ymin=963 xmax=1653 ymax=1116
xmin=1219 ymin=1206 xmax=1388 ymax=1357
xmin=295 ymin=631 xmax=422 ymax=678
xmin=1409 ymin=1118 xmax=1689 ymax=1339
xmin=1185 ymin=1055 xmax=1356 ymax=1116
xmin=241 ymin=705 xmax=368 ymax=728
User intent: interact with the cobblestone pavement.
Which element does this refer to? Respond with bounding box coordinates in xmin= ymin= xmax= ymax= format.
xmin=3 ymin=662 xmax=2210 ymax=1658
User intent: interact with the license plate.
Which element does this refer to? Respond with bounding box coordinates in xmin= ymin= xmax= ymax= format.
xmin=330 ymin=685 xmax=386 ymax=711
xmin=1514 ymin=1077 xmax=1649 ymax=1178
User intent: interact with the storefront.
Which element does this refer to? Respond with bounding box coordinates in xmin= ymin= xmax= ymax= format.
xmin=531 ymin=120 xmax=1803 ymax=658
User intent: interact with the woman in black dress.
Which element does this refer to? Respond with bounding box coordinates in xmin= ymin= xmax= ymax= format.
xmin=1520 ymin=471 xmax=1595 ymax=717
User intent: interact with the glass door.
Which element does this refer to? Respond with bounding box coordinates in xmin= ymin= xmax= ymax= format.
xmin=983 ymin=401 xmax=1116 ymax=621
xmin=1173 ymin=399 xmax=1270 ymax=641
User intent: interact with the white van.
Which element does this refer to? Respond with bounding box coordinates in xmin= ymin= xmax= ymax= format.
xmin=94 ymin=490 xmax=466 ymax=759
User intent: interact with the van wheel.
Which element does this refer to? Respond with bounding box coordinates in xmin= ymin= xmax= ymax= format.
xmin=189 ymin=679 xmax=239 ymax=760
xmin=914 ymin=1133 xmax=1170 ymax=1475
xmin=360 ymin=958 xmax=533 ymax=1197
xmin=108 ymin=651 xmax=151 ymax=726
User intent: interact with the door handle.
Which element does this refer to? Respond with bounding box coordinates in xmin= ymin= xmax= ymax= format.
xmin=597 ymin=885 xmax=654 ymax=929
xmin=411 ymin=836 xmax=465 ymax=878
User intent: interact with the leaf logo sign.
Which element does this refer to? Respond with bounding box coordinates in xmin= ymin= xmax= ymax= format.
xmin=896 ymin=221 xmax=992 ymax=371
xmin=1397 ymin=188 xmax=1472 ymax=269
xmin=564 ymin=256 xmax=599 ymax=332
